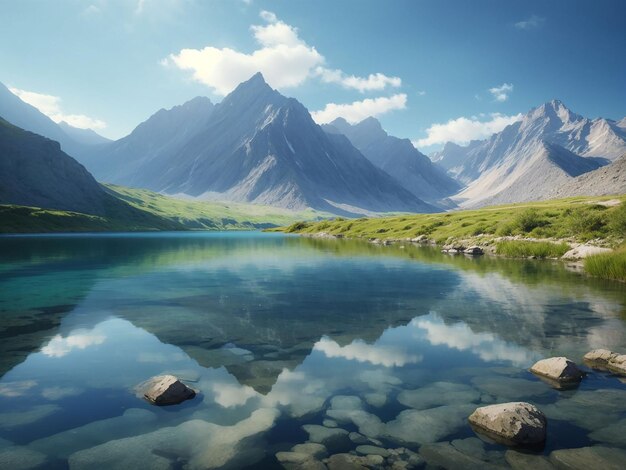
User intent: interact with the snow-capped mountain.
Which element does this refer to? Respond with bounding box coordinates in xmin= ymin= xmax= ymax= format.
xmin=323 ymin=117 xmax=460 ymax=205
xmin=431 ymin=100 xmax=626 ymax=207
xmin=84 ymin=73 xmax=435 ymax=215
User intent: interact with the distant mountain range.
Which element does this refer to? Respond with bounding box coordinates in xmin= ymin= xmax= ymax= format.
xmin=1 ymin=74 xmax=625 ymax=221
xmin=431 ymin=100 xmax=626 ymax=207
xmin=78 ymin=73 xmax=435 ymax=215
xmin=323 ymin=117 xmax=460 ymax=206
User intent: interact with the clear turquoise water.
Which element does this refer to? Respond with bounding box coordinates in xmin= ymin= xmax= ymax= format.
xmin=1 ymin=231 xmax=626 ymax=469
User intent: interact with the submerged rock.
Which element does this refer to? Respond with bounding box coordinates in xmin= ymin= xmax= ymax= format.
xmin=302 ymin=425 xmax=350 ymax=452
xmin=549 ymin=446 xmax=626 ymax=470
xmin=397 ymin=381 xmax=480 ymax=410
xmin=505 ymin=450 xmax=555 ymax=470
xmin=530 ymin=357 xmax=584 ymax=384
xmin=326 ymin=453 xmax=381 ymax=469
xmin=0 ymin=445 xmax=47 ymax=470
xmin=291 ymin=443 xmax=328 ymax=459
xmin=139 ymin=375 xmax=196 ymax=406
xmin=468 ymin=402 xmax=547 ymax=446
xmin=419 ymin=442 xmax=503 ymax=470
xmin=541 ymin=388 xmax=624 ymax=431
xmin=354 ymin=445 xmax=389 ymax=457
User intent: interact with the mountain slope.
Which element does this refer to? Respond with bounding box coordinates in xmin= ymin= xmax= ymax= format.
xmin=0 ymin=117 xmax=183 ymax=230
xmin=548 ymin=154 xmax=626 ymax=198
xmin=428 ymin=100 xmax=626 ymax=207
xmin=0 ymin=117 xmax=110 ymax=214
xmin=323 ymin=117 xmax=460 ymax=204
xmin=58 ymin=121 xmax=111 ymax=145
xmin=87 ymin=73 xmax=435 ymax=215
xmin=83 ymin=96 xmax=215 ymax=185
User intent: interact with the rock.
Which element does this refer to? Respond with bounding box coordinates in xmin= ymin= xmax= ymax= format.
xmin=541 ymin=388 xmax=624 ymax=431
xmin=583 ymin=348 xmax=618 ymax=364
xmin=561 ymin=245 xmax=611 ymax=260
xmin=397 ymin=382 xmax=480 ymax=410
xmin=549 ymin=446 xmax=626 ymax=470
xmin=348 ymin=432 xmax=370 ymax=445
xmin=291 ymin=443 xmax=328 ymax=460
xmin=302 ymin=425 xmax=350 ymax=452
xmin=420 ymin=442 xmax=504 ymax=470
xmin=323 ymin=419 xmax=338 ymax=428
xmin=276 ymin=452 xmax=313 ymax=464
xmin=530 ymin=357 xmax=584 ymax=384
xmin=385 ymin=404 xmax=475 ymax=446
xmin=505 ymin=450 xmax=555 ymax=469
xmin=354 ymin=445 xmax=390 ymax=457
xmin=589 ymin=418 xmax=626 ymax=446
xmin=0 ymin=405 xmax=60 ymax=430
xmin=464 ymin=246 xmax=484 ymax=255
xmin=471 ymin=376 xmax=550 ymax=401
xmin=139 ymin=375 xmax=195 ymax=406
xmin=468 ymin=402 xmax=547 ymax=446
xmin=0 ymin=446 xmax=47 ymax=470
xmin=583 ymin=349 xmax=626 ymax=375
xmin=411 ymin=235 xmax=428 ymax=243
xmin=326 ymin=453 xmax=370 ymax=470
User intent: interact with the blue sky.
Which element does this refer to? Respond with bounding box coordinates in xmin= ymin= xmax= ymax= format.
xmin=1 ymin=0 xmax=625 ymax=151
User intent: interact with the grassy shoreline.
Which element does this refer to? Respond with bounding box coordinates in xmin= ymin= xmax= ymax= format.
xmin=275 ymin=195 xmax=626 ymax=281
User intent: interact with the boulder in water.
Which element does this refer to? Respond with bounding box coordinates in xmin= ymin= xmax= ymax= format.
xmin=468 ymin=402 xmax=547 ymax=446
xmin=139 ymin=375 xmax=195 ymax=406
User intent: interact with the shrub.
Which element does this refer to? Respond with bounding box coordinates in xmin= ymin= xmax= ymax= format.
xmin=496 ymin=240 xmax=570 ymax=258
xmin=286 ymin=221 xmax=310 ymax=233
xmin=585 ymin=247 xmax=626 ymax=282
xmin=514 ymin=208 xmax=548 ymax=233
xmin=566 ymin=207 xmax=606 ymax=236
xmin=609 ymin=203 xmax=626 ymax=236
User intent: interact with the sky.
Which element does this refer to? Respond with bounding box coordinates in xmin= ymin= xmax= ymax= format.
xmin=1 ymin=0 xmax=625 ymax=152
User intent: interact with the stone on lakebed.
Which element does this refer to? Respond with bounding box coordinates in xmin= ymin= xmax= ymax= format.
xmin=468 ymin=402 xmax=547 ymax=446
xmin=138 ymin=375 xmax=196 ymax=406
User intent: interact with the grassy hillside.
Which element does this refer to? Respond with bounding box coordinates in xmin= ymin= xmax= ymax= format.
xmin=105 ymin=185 xmax=328 ymax=230
xmin=0 ymin=185 xmax=329 ymax=233
xmin=280 ymin=195 xmax=626 ymax=247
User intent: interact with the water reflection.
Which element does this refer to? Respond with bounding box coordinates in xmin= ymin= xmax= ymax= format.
xmin=0 ymin=232 xmax=625 ymax=468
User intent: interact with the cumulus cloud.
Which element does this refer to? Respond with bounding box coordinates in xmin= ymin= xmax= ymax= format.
xmin=41 ymin=331 xmax=106 ymax=358
xmin=415 ymin=112 xmax=522 ymax=147
xmin=166 ymin=11 xmax=401 ymax=96
xmin=413 ymin=316 xmax=538 ymax=367
xmin=515 ymin=15 xmax=545 ymax=30
xmin=489 ymin=83 xmax=513 ymax=102
xmin=316 ymin=67 xmax=401 ymax=93
xmin=311 ymin=93 xmax=407 ymax=124
xmin=211 ymin=382 xmax=257 ymax=408
xmin=314 ymin=336 xmax=421 ymax=367
xmin=9 ymin=87 xmax=106 ymax=130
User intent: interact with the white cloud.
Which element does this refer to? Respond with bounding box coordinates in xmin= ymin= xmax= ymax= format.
xmin=166 ymin=11 xmax=401 ymax=96
xmin=489 ymin=83 xmax=513 ymax=102
xmin=41 ymin=331 xmax=106 ymax=358
xmin=9 ymin=87 xmax=107 ymax=130
xmin=417 ymin=90 xmax=426 ymax=96
xmin=211 ymin=382 xmax=257 ymax=408
xmin=413 ymin=316 xmax=538 ymax=367
xmin=515 ymin=15 xmax=545 ymax=30
xmin=415 ymin=112 xmax=522 ymax=147
xmin=314 ymin=336 xmax=421 ymax=367
xmin=316 ymin=67 xmax=401 ymax=93
xmin=311 ymin=93 xmax=407 ymax=124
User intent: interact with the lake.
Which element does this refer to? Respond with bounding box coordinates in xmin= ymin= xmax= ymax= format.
xmin=1 ymin=231 xmax=626 ymax=469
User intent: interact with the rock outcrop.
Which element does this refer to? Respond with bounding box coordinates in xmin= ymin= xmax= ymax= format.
xmin=584 ymin=349 xmax=626 ymax=375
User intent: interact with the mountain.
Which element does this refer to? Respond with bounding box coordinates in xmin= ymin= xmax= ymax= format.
xmin=0 ymin=117 xmax=182 ymax=231
xmin=58 ymin=121 xmax=111 ymax=145
xmin=323 ymin=117 xmax=460 ymax=204
xmin=0 ymin=117 xmax=111 ymax=214
xmin=429 ymin=140 xmax=483 ymax=182
xmin=85 ymin=73 xmax=435 ymax=215
xmin=431 ymin=100 xmax=626 ymax=207
xmin=548 ymin=153 xmax=626 ymax=198
xmin=83 ymin=96 xmax=215 ymax=187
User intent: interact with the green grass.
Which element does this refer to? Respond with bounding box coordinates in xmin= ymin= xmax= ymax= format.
xmin=278 ymin=195 xmax=626 ymax=246
xmin=495 ymin=240 xmax=570 ymax=258
xmin=585 ymin=246 xmax=626 ymax=282
xmin=105 ymin=185 xmax=329 ymax=230
xmin=0 ymin=185 xmax=331 ymax=234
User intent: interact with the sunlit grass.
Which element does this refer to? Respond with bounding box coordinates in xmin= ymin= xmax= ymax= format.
xmin=495 ymin=240 xmax=570 ymax=258
xmin=585 ymin=246 xmax=626 ymax=282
